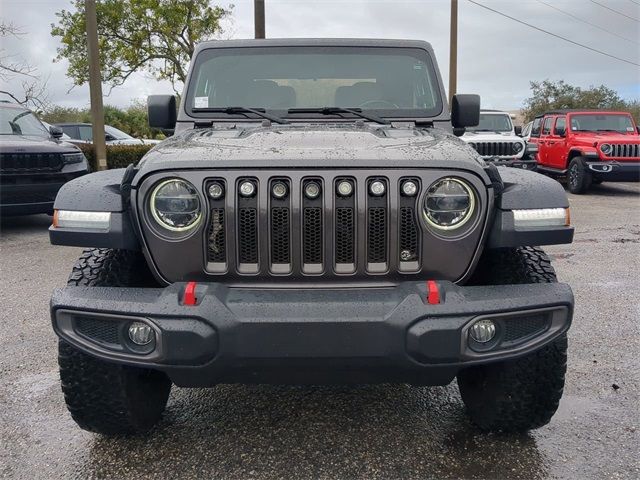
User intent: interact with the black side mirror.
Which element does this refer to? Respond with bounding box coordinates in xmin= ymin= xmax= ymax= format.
xmin=451 ymin=94 xmax=480 ymax=128
xmin=555 ymin=128 xmax=566 ymax=137
xmin=49 ymin=125 xmax=63 ymax=139
xmin=637 ymin=126 xmax=640 ymax=134
xmin=514 ymin=125 xmax=522 ymax=136
xmin=148 ymin=95 xmax=177 ymax=130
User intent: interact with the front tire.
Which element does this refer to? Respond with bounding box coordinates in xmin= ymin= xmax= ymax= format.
xmin=459 ymin=247 xmax=568 ymax=432
xmin=567 ymin=157 xmax=592 ymax=194
xmin=59 ymin=248 xmax=171 ymax=435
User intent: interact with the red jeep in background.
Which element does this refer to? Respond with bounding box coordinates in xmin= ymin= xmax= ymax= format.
xmin=529 ymin=110 xmax=640 ymax=193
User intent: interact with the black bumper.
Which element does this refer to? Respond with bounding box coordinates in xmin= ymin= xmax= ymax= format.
xmin=586 ymin=160 xmax=640 ymax=182
xmin=50 ymin=281 xmax=573 ymax=386
xmin=1 ymin=170 xmax=87 ymax=215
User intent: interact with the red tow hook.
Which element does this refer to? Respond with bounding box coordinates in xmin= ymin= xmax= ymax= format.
xmin=183 ymin=281 xmax=198 ymax=306
xmin=426 ymin=280 xmax=440 ymax=305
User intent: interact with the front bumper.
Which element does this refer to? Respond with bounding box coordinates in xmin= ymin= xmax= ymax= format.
xmin=51 ymin=281 xmax=573 ymax=386
xmin=586 ymin=160 xmax=640 ymax=182
xmin=1 ymin=170 xmax=87 ymax=215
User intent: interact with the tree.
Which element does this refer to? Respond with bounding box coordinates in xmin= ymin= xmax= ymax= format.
xmin=0 ymin=20 xmax=50 ymax=110
xmin=522 ymin=80 xmax=638 ymax=122
xmin=51 ymin=0 xmax=233 ymax=93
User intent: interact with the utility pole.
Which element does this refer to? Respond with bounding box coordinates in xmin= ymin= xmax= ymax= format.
xmin=449 ymin=0 xmax=458 ymax=105
xmin=85 ymin=0 xmax=107 ymax=171
xmin=254 ymin=0 xmax=265 ymax=39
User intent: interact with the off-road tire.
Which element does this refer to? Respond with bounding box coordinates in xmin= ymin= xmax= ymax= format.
xmin=458 ymin=247 xmax=568 ymax=432
xmin=567 ymin=157 xmax=592 ymax=194
xmin=59 ymin=248 xmax=171 ymax=435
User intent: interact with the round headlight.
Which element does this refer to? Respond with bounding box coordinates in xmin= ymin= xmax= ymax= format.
xmin=600 ymin=143 xmax=612 ymax=155
xmin=512 ymin=142 xmax=523 ymax=153
xmin=150 ymin=179 xmax=201 ymax=232
xmin=423 ymin=178 xmax=475 ymax=230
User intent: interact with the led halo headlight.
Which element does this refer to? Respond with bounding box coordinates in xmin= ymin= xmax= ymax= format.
xmin=512 ymin=142 xmax=524 ymax=153
xmin=150 ymin=178 xmax=202 ymax=232
xmin=423 ymin=177 xmax=475 ymax=230
xmin=600 ymin=143 xmax=612 ymax=155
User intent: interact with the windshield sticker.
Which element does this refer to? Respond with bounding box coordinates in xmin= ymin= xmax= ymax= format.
xmin=627 ymin=127 xmax=635 ymax=132
xmin=194 ymin=96 xmax=208 ymax=108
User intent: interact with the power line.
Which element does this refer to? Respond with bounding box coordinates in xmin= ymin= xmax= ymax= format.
xmin=589 ymin=0 xmax=640 ymax=22
xmin=536 ymin=0 xmax=639 ymax=45
xmin=466 ymin=0 xmax=640 ymax=67
xmin=628 ymin=0 xmax=640 ymax=6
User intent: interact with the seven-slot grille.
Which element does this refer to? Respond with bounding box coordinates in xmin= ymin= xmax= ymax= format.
xmin=605 ymin=144 xmax=640 ymax=158
xmin=203 ymin=175 xmax=422 ymax=276
xmin=0 ymin=152 xmax=64 ymax=173
xmin=471 ymin=141 xmax=521 ymax=157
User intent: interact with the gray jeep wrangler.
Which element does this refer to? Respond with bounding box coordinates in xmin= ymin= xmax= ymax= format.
xmin=49 ymin=39 xmax=574 ymax=435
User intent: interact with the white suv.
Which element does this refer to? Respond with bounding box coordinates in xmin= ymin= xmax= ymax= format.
xmin=462 ymin=110 xmax=536 ymax=169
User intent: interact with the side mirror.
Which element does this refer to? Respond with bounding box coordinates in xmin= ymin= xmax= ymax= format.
xmin=148 ymin=95 xmax=177 ymax=130
xmin=451 ymin=94 xmax=480 ymax=128
xmin=49 ymin=125 xmax=63 ymax=139
xmin=105 ymin=133 xmax=116 ymax=141
xmin=514 ymin=125 xmax=522 ymax=136
xmin=637 ymin=126 xmax=640 ymax=134
xmin=555 ymin=128 xmax=566 ymax=137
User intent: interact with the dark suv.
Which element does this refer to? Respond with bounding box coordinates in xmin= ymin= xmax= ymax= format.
xmin=0 ymin=102 xmax=89 ymax=215
xmin=49 ymin=39 xmax=574 ymax=435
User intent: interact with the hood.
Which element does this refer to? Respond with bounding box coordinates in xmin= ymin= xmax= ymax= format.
xmin=137 ymin=123 xmax=485 ymax=174
xmin=0 ymin=134 xmax=81 ymax=153
xmin=572 ymin=131 xmax=640 ymax=144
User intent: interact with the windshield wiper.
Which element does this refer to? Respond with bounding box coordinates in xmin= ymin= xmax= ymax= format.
xmin=288 ymin=107 xmax=390 ymax=125
xmin=193 ymin=106 xmax=289 ymax=124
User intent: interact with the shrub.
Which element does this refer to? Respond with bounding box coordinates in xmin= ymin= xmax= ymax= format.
xmin=78 ymin=143 xmax=155 ymax=170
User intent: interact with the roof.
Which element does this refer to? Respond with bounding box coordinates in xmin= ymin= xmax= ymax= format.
xmin=194 ymin=38 xmax=434 ymax=53
xmin=480 ymin=109 xmax=509 ymax=114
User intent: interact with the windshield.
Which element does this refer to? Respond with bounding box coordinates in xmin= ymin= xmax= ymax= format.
xmin=187 ymin=46 xmax=443 ymax=119
xmin=466 ymin=113 xmax=513 ymax=133
xmin=570 ymin=114 xmax=636 ymax=133
xmin=0 ymin=106 xmax=49 ymax=136
xmin=105 ymin=125 xmax=133 ymax=139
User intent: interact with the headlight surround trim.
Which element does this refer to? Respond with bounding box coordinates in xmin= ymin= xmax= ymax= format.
xmin=423 ymin=177 xmax=476 ymax=231
xmin=149 ymin=178 xmax=202 ymax=232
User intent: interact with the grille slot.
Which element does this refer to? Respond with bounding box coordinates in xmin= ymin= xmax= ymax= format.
xmin=473 ymin=141 xmax=519 ymax=157
xmin=238 ymin=207 xmax=258 ymax=264
xmin=399 ymin=207 xmax=419 ymax=262
xmin=303 ymin=207 xmax=323 ymax=264
xmin=335 ymin=207 xmax=355 ymax=265
xmin=75 ymin=317 xmax=119 ymax=345
xmin=609 ymin=143 xmax=639 ymax=158
xmin=271 ymin=207 xmax=290 ymax=264
xmin=0 ymin=152 xmax=64 ymax=173
xmin=207 ymin=208 xmax=226 ymax=263
xmin=367 ymin=207 xmax=387 ymax=264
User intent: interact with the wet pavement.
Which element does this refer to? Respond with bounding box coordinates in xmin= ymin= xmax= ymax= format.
xmin=1 ymin=182 xmax=639 ymax=479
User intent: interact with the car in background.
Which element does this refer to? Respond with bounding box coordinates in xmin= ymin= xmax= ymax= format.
xmin=0 ymin=102 xmax=89 ymax=215
xmin=462 ymin=110 xmax=537 ymax=170
xmin=54 ymin=122 xmax=161 ymax=146
xmin=528 ymin=109 xmax=640 ymax=193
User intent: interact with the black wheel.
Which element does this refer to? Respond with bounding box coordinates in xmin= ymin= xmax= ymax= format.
xmin=59 ymin=248 xmax=171 ymax=435
xmin=567 ymin=157 xmax=592 ymax=194
xmin=458 ymin=247 xmax=568 ymax=432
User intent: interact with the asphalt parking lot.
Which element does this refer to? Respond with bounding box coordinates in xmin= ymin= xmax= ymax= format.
xmin=1 ymin=181 xmax=639 ymax=480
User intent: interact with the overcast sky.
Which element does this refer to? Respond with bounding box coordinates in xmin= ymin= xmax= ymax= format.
xmin=1 ymin=0 xmax=638 ymax=111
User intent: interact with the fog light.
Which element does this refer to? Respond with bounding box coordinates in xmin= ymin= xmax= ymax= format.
xmin=272 ymin=182 xmax=288 ymax=199
xmin=469 ymin=319 xmax=496 ymax=343
xmin=401 ymin=180 xmax=418 ymax=196
xmin=128 ymin=321 xmax=154 ymax=346
xmin=369 ymin=180 xmax=385 ymax=196
xmin=337 ymin=180 xmax=353 ymax=197
xmin=239 ymin=181 xmax=256 ymax=197
xmin=208 ymin=182 xmax=224 ymax=199
xmin=304 ymin=182 xmax=321 ymax=199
